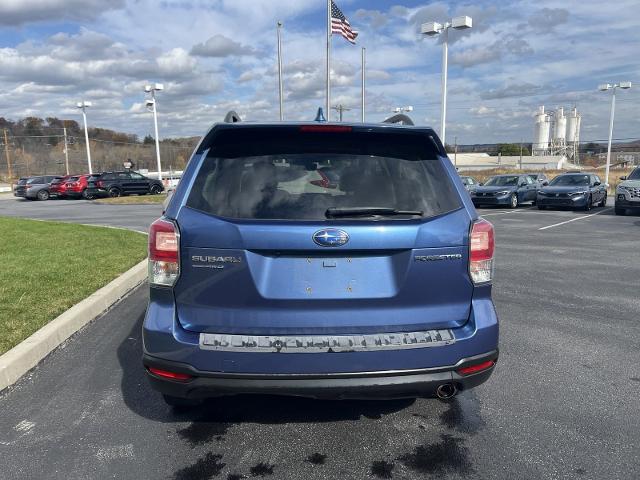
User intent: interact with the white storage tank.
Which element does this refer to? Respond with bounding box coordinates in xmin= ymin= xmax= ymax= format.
xmin=533 ymin=106 xmax=550 ymax=151
xmin=566 ymin=107 xmax=580 ymax=143
xmin=554 ymin=107 xmax=566 ymax=142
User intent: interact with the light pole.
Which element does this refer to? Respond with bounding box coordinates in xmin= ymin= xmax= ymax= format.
xmin=421 ymin=16 xmax=472 ymax=145
xmin=598 ymin=81 xmax=631 ymax=187
xmin=276 ymin=21 xmax=284 ymax=121
xmin=145 ymin=83 xmax=164 ymax=182
xmin=76 ymin=101 xmax=93 ymax=174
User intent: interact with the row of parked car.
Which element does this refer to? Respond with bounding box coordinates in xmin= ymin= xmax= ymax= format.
xmin=13 ymin=171 xmax=165 ymax=200
xmin=461 ymin=169 xmax=640 ymax=215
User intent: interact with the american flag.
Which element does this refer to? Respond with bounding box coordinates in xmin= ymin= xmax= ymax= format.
xmin=331 ymin=0 xmax=358 ymax=44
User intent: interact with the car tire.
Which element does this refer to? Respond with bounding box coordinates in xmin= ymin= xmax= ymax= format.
xmin=509 ymin=193 xmax=518 ymax=209
xmin=82 ymin=189 xmax=95 ymax=200
xmin=37 ymin=189 xmax=50 ymax=201
xmin=583 ymin=195 xmax=592 ymax=211
xmin=162 ymin=394 xmax=201 ymax=409
xmin=600 ymin=193 xmax=607 ymax=207
xmin=108 ymin=187 xmax=121 ymax=198
xmin=615 ymin=207 xmax=626 ymax=216
xmin=538 ymin=205 xmax=546 ymax=210
xmin=150 ymin=184 xmax=163 ymax=195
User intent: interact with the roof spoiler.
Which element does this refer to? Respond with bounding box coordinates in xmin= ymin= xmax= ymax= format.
xmin=382 ymin=113 xmax=414 ymax=126
xmin=224 ymin=111 xmax=242 ymax=123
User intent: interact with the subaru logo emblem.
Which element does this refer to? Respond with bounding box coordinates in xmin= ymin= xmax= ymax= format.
xmin=312 ymin=228 xmax=349 ymax=247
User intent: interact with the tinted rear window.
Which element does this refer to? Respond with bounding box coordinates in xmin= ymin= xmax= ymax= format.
xmin=187 ymin=126 xmax=461 ymax=221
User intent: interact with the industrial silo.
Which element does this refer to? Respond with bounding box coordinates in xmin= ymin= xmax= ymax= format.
xmin=554 ymin=107 xmax=567 ymax=143
xmin=566 ymin=107 xmax=580 ymax=144
xmin=533 ymin=106 xmax=550 ymax=154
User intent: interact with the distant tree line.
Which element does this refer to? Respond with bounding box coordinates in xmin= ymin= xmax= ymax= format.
xmin=0 ymin=116 xmax=199 ymax=179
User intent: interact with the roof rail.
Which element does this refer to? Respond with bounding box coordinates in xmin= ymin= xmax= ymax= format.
xmin=224 ymin=111 xmax=242 ymax=123
xmin=382 ymin=113 xmax=414 ymax=126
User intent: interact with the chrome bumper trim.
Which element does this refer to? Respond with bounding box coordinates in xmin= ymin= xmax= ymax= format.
xmin=200 ymin=329 xmax=455 ymax=353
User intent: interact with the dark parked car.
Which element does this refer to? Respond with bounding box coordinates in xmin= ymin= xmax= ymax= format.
xmin=537 ymin=173 xmax=607 ymax=210
xmin=615 ymin=167 xmax=640 ymax=215
xmin=524 ymin=172 xmax=549 ymax=185
xmin=470 ymin=174 xmax=538 ymax=208
xmin=143 ymin=118 xmax=499 ymax=407
xmin=85 ymin=171 xmax=164 ymax=198
xmin=460 ymin=176 xmax=480 ymax=192
xmin=13 ymin=175 xmax=61 ymax=200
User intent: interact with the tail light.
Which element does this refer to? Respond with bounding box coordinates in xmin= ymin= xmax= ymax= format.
xmin=469 ymin=218 xmax=494 ymax=284
xmin=147 ymin=367 xmax=192 ymax=381
xmin=148 ymin=218 xmax=179 ymax=286
xmin=457 ymin=360 xmax=495 ymax=376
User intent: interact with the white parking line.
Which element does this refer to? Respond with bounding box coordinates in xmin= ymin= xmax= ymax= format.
xmin=538 ymin=208 xmax=612 ymax=230
xmin=480 ymin=206 xmax=535 ymax=217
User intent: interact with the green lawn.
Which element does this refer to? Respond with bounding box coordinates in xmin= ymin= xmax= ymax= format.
xmin=95 ymin=194 xmax=166 ymax=205
xmin=0 ymin=217 xmax=147 ymax=355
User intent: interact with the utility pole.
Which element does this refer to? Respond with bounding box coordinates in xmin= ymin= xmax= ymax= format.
xmin=3 ymin=129 xmax=11 ymax=179
xmin=519 ymin=139 xmax=523 ymax=170
xmin=454 ymin=135 xmax=458 ymax=166
xmin=63 ymin=127 xmax=70 ymax=175
xmin=332 ymin=104 xmax=351 ymax=122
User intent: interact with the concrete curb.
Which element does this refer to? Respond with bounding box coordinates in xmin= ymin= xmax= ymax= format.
xmin=0 ymin=259 xmax=148 ymax=392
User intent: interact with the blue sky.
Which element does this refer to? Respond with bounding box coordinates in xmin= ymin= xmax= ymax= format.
xmin=0 ymin=0 xmax=639 ymax=144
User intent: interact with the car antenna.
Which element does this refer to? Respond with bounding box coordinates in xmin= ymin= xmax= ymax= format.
xmin=314 ymin=107 xmax=327 ymax=122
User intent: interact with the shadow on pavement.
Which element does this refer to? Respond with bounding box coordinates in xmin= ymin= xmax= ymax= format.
xmin=118 ymin=312 xmax=415 ymax=425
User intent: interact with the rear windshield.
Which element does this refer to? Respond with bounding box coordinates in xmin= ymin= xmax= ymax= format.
xmin=550 ymin=175 xmax=590 ymax=186
xmin=68 ymin=176 xmax=80 ymax=182
xmin=186 ymin=127 xmax=461 ymax=221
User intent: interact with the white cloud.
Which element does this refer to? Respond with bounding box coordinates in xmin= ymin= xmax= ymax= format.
xmin=190 ymin=35 xmax=256 ymax=58
xmin=0 ymin=0 xmax=125 ymax=26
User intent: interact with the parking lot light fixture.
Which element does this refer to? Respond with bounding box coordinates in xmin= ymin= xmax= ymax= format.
xmin=393 ymin=106 xmax=414 ymax=114
xmin=76 ymin=101 xmax=93 ymax=174
xmin=144 ymin=83 xmax=164 ymax=182
xmin=421 ymin=15 xmax=472 ymax=145
xmin=599 ymin=82 xmax=632 ymax=186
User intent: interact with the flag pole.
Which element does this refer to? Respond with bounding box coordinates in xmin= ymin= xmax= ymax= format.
xmin=277 ymin=21 xmax=284 ymax=121
xmin=326 ymin=0 xmax=331 ymax=121
xmin=361 ymin=47 xmax=366 ymax=123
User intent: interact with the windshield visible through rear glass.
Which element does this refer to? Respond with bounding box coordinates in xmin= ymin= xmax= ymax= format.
xmin=550 ymin=175 xmax=589 ymax=186
xmin=485 ymin=176 xmax=519 ymax=186
xmin=187 ymin=127 xmax=461 ymax=221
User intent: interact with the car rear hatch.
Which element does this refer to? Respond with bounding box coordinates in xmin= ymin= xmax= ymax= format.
xmin=172 ymin=125 xmax=473 ymax=335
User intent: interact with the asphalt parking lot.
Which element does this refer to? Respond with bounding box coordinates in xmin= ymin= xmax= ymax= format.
xmin=1 ymin=200 xmax=639 ymax=479
xmin=0 ymin=195 xmax=161 ymax=232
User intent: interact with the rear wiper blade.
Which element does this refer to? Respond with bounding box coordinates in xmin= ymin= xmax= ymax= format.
xmin=325 ymin=207 xmax=423 ymax=218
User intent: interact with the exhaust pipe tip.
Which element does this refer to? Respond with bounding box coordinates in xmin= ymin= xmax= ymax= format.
xmin=436 ymin=383 xmax=457 ymax=400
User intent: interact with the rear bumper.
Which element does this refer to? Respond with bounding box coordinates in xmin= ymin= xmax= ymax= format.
xmin=85 ymin=188 xmax=108 ymax=198
xmin=65 ymin=190 xmax=84 ymax=198
xmin=143 ymin=350 xmax=498 ymax=400
xmin=142 ymin=285 xmax=499 ymax=399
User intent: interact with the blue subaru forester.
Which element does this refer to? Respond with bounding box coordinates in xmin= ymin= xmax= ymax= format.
xmin=143 ymin=119 xmax=499 ymax=407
